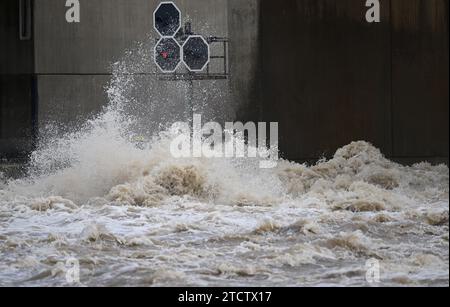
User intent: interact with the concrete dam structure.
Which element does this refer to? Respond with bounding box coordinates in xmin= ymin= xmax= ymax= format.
xmin=0 ymin=1 xmax=449 ymax=287
xmin=1 ymin=0 xmax=448 ymax=164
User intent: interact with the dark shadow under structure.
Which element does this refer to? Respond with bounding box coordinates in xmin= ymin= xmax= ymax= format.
xmin=0 ymin=0 xmax=36 ymax=161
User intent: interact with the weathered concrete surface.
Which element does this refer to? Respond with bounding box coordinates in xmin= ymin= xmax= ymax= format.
xmin=260 ymin=0 xmax=393 ymax=160
xmin=0 ymin=162 xmax=27 ymax=179
xmin=0 ymin=75 xmax=34 ymax=159
xmin=391 ymin=0 xmax=449 ymax=158
xmin=37 ymin=75 xmax=110 ymax=132
xmin=34 ymin=0 xmax=232 ymax=132
xmin=0 ymin=0 xmax=35 ymax=159
xmin=36 ymin=75 xmax=232 ymax=137
xmin=228 ymin=0 xmax=261 ymax=122
xmin=34 ymin=0 xmax=156 ymax=74
xmin=34 ymin=0 xmax=228 ymax=74
xmin=0 ymin=0 xmax=34 ymax=74
xmin=0 ymin=75 xmax=34 ymax=139
xmin=259 ymin=0 xmax=448 ymax=163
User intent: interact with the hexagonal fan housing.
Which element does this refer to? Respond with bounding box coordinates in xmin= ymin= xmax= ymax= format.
xmin=182 ymin=36 xmax=210 ymax=72
xmin=153 ymin=2 xmax=181 ymax=37
xmin=154 ymin=37 xmax=181 ymax=72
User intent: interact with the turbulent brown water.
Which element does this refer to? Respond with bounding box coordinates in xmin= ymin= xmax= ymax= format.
xmin=0 ymin=136 xmax=448 ymax=286
xmin=0 ymin=41 xmax=448 ymax=287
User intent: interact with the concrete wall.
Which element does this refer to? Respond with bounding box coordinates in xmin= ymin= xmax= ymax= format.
xmin=228 ymin=0 xmax=261 ymax=122
xmin=391 ymin=0 xmax=449 ymax=160
xmin=259 ymin=0 xmax=448 ymax=163
xmin=0 ymin=0 xmax=35 ymax=160
xmin=0 ymin=0 xmax=34 ymax=75
xmin=2 ymin=0 xmax=448 ymax=164
xmin=0 ymin=75 xmax=35 ymax=158
xmin=35 ymin=0 xmax=227 ymax=74
xmin=2 ymin=0 xmax=233 ymax=159
xmin=34 ymin=0 xmax=231 ymax=133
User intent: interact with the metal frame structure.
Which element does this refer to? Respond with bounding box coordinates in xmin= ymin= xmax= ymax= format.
xmin=155 ymin=36 xmax=229 ymax=81
xmin=152 ymin=2 xmax=229 ymax=128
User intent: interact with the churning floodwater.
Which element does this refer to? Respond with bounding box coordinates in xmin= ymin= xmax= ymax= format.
xmin=0 ymin=40 xmax=448 ymax=287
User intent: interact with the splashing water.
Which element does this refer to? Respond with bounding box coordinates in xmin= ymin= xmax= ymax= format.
xmin=0 ymin=39 xmax=448 ymax=287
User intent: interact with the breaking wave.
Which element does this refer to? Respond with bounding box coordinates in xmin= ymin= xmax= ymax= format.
xmin=0 ymin=39 xmax=448 ymax=287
